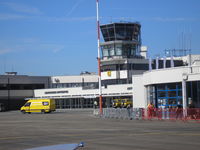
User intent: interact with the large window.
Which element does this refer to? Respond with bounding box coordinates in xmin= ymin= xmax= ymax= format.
xmin=156 ymin=83 xmax=182 ymax=108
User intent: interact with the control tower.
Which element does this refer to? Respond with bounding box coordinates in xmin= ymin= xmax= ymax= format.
xmin=100 ymin=22 xmax=149 ymax=86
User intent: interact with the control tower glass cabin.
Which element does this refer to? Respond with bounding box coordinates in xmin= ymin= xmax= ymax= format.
xmin=100 ymin=22 xmax=149 ymax=85
xmin=100 ymin=22 xmax=141 ymax=59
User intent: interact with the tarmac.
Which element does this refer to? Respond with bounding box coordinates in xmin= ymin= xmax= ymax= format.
xmin=0 ymin=109 xmax=200 ymax=150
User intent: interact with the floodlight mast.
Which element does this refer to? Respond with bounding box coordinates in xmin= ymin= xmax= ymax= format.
xmin=96 ymin=0 xmax=103 ymax=115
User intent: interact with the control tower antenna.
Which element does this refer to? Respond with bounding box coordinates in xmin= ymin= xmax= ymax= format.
xmin=96 ymin=0 xmax=103 ymax=115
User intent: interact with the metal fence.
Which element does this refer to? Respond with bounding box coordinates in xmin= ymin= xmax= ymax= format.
xmin=93 ymin=108 xmax=200 ymax=121
xmin=94 ymin=108 xmax=144 ymax=120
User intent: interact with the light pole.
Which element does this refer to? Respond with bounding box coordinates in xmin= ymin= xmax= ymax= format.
xmin=96 ymin=0 xmax=103 ymax=115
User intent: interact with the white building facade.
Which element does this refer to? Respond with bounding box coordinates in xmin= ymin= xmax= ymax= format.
xmin=133 ymin=55 xmax=200 ymax=109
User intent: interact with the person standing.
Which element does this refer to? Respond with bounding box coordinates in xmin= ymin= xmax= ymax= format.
xmin=94 ymin=101 xmax=98 ymax=109
xmin=188 ymin=100 xmax=196 ymax=120
xmin=147 ymin=102 xmax=154 ymax=120
xmin=176 ymin=101 xmax=183 ymax=120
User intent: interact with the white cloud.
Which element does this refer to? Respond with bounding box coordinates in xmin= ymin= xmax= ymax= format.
xmin=48 ymin=16 xmax=96 ymax=22
xmin=38 ymin=44 xmax=65 ymax=53
xmin=152 ymin=17 xmax=200 ymax=22
xmin=0 ymin=48 xmax=13 ymax=55
xmin=66 ymin=0 xmax=84 ymax=17
xmin=0 ymin=38 xmax=66 ymax=55
xmin=2 ymin=2 xmax=43 ymax=15
xmin=52 ymin=45 xmax=65 ymax=53
xmin=0 ymin=13 xmax=30 ymax=20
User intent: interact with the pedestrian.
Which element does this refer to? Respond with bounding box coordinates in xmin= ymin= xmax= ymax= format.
xmin=127 ymin=104 xmax=132 ymax=120
xmin=94 ymin=101 xmax=98 ymax=109
xmin=147 ymin=102 xmax=154 ymax=120
xmin=188 ymin=100 xmax=196 ymax=120
xmin=176 ymin=101 xmax=183 ymax=120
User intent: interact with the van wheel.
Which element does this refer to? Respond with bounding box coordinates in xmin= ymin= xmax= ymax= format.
xmin=41 ymin=109 xmax=45 ymax=114
xmin=21 ymin=110 xmax=26 ymax=114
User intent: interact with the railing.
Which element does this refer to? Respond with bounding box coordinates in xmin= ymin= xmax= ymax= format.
xmin=144 ymin=108 xmax=200 ymax=121
xmin=94 ymin=108 xmax=143 ymax=120
xmin=94 ymin=108 xmax=200 ymax=121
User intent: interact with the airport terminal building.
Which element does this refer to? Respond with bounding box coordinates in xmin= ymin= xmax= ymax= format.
xmin=1 ymin=22 xmax=200 ymax=110
xmin=34 ymin=22 xmax=200 ymax=110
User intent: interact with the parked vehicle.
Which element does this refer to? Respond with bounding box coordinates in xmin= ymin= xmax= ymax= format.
xmin=112 ymin=99 xmax=122 ymax=108
xmin=20 ymin=99 xmax=56 ymax=113
xmin=112 ymin=98 xmax=132 ymax=108
xmin=0 ymin=103 xmax=5 ymax=112
xmin=121 ymin=99 xmax=132 ymax=108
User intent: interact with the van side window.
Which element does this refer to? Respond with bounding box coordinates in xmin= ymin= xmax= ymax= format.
xmin=42 ymin=102 xmax=49 ymax=106
xmin=24 ymin=102 xmax=31 ymax=107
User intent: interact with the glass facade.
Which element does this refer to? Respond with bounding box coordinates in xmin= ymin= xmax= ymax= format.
xmin=147 ymin=81 xmax=200 ymax=108
xmin=100 ymin=23 xmax=141 ymax=42
xmin=187 ymin=81 xmax=200 ymax=108
xmin=148 ymin=83 xmax=182 ymax=108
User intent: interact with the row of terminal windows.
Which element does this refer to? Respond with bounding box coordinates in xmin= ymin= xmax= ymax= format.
xmin=52 ymin=82 xmax=98 ymax=89
xmin=0 ymin=84 xmax=45 ymax=90
xmin=101 ymin=64 xmax=149 ymax=72
xmin=102 ymin=79 xmax=129 ymax=86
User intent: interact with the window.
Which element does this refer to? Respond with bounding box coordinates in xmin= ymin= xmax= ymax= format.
xmin=120 ymin=64 xmax=127 ymax=70
xmin=42 ymin=102 xmax=49 ymax=106
xmin=127 ymin=87 xmax=132 ymax=90
xmin=157 ymin=84 xmax=166 ymax=91
xmin=115 ymin=44 xmax=122 ymax=56
xmin=109 ymin=45 xmax=115 ymax=56
xmin=102 ymin=45 xmax=109 ymax=57
xmin=24 ymin=102 xmax=31 ymax=107
xmin=156 ymin=83 xmax=182 ymax=107
xmin=0 ymin=84 xmax=7 ymax=90
xmin=167 ymin=83 xmax=176 ymax=90
xmin=168 ymin=91 xmax=177 ymax=97
xmin=157 ymin=91 xmax=166 ymax=97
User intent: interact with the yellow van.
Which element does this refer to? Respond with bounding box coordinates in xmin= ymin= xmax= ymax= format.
xmin=20 ymin=99 xmax=56 ymax=113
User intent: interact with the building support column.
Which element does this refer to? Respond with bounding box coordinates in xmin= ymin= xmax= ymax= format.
xmin=182 ymin=74 xmax=188 ymax=118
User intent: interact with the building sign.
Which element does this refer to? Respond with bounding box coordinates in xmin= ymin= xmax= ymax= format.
xmin=107 ymin=71 xmax=111 ymax=77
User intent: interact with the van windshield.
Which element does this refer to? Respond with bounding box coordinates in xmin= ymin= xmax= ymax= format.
xmin=24 ymin=102 xmax=31 ymax=107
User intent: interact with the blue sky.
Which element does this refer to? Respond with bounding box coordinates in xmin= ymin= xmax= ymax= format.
xmin=0 ymin=0 xmax=199 ymax=76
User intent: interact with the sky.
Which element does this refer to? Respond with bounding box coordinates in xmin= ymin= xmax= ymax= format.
xmin=0 ymin=0 xmax=200 ymax=76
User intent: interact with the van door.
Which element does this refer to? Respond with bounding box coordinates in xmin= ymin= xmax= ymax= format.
xmin=24 ymin=102 xmax=31 ymax=112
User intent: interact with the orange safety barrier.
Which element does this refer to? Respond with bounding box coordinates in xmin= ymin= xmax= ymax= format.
xmin=141 ymin=108 xmax=200 ymax=121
